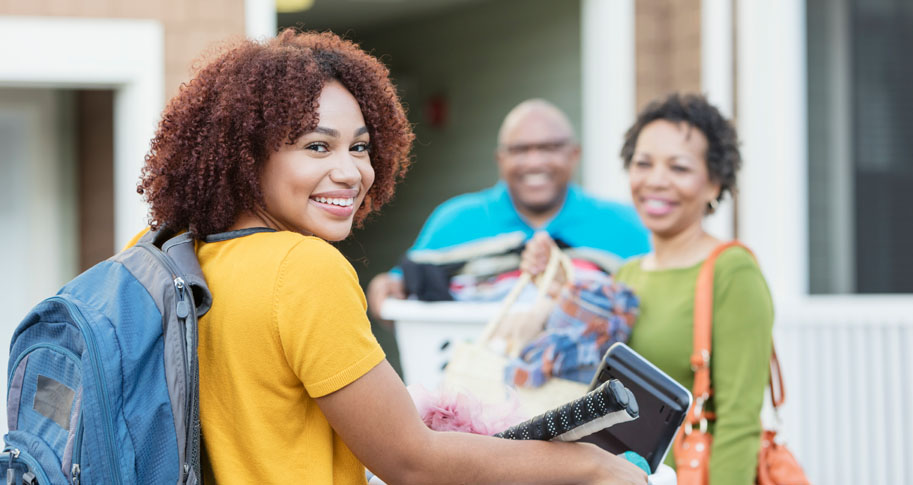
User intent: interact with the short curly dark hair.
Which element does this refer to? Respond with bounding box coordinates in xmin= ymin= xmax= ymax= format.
xmin=138 ymin=29 xmax=414 ymax=237
xmin=620 ymin=93 xmax=740 ymax=209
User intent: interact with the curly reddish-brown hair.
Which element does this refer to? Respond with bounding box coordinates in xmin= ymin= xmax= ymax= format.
xmin=138 ymin=29 xmax=414 ymax=237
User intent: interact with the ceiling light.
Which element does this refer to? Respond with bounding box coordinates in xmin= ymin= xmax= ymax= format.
xmin=276 ymin=0 xmax=314 ymax=13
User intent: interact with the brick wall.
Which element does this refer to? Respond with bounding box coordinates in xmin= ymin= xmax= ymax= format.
xmin=0 ymin=0 xmax=246 ymax=99
xmin=635 ymin=0 xmax=702 ymax=111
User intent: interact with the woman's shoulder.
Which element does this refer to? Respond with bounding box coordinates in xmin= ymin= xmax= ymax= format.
xmin=231 ymin=231 xmax=353 ymax=273
xmin=614 ymin=256 xmax=644 ymax=280
xmin=264 ymin=234 xmax=361 ymax=294
xmin=713 ymin=244 xmax=771 ymax=297
xmin=284 ymin=234 xmax=350 ymax=267
xmin=715 ymin=244 xmax=761 ymax=274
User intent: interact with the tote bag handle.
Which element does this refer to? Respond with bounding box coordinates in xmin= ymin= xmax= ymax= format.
xmin=478 ymin=245 xmax=575 ymax=344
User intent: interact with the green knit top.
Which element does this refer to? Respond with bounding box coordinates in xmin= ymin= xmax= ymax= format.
xmin=616 ymin=246 xmax=774 ymax=484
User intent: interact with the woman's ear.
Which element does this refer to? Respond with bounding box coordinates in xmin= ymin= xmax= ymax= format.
xmin=707 ymin=177 xmax=722 ymax=202
xmin=705 ymin=182 xmax=723 ymax=213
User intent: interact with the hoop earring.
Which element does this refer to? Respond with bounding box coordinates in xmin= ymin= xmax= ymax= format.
xmin=708 ymin=198 xmax=720 ymax=212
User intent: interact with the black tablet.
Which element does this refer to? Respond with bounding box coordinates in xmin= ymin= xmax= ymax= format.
xmin=581 ymin=342 xmax=692 ymax=473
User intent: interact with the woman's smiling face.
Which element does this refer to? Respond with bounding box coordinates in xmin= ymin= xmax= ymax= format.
xmin=259 ymin=81 xmax=375 ymax=241
xmin=627 ymin=119 xmax=720 ymax=239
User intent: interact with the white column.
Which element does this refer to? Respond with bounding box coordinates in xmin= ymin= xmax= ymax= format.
xmin=98 ymin=21 xmax=166 ymax=249
xmin=245 ymin=0 xmax=278 ymax=40
xmin=736 ymin=0 xmax=809 ymax=300
xmin=580 ymin=0 xmax=636 ymax=203
xmin=701 ymin=0 xmax=735 ymax=240
xmin=113 ymin=28 xmax=164 ymax=249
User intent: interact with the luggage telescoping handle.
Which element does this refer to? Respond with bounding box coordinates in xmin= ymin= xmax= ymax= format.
xmin=494 ymin=379 xmax=638 ymax=442
xmin=478 ymin=245 xmax=575 ymax=344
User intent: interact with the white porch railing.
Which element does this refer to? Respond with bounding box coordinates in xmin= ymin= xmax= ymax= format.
xmin=773 ymin=297 xmax=913 ymax=485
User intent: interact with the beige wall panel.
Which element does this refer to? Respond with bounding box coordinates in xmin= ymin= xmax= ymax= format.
xmin=164 ymin=0 xmax=193 ymax=25
xmin=44 ymin=0 xmax=78 ymax=17
xmin=635 ymin=0 xmax=702 ymax=110
xmin=5 ymin=0 xmax=35 ymax=14
xmin=116 ymin=0 xmax=165 ymax=20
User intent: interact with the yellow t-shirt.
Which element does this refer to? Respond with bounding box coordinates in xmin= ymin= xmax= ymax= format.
xmin=195 ymin=229 xmax=385 ymax=484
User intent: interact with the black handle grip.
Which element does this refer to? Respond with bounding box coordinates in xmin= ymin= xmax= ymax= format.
xmin=495 ymin=379 xmax=638 ymax=441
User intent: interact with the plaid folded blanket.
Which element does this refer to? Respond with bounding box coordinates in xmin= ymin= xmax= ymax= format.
xmin=505 ymin=276 xmax=639 ymax=387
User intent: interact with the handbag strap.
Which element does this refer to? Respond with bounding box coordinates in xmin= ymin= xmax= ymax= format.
xmin=478 ymin=245 xmax=575 ymax=343
xmin=687 ymin=241 xmax=747 ymax=424
xmin=689 ymin=241 xmax=784 ymax=425
xmin=769 ymin=346 xmax=786 ymax=409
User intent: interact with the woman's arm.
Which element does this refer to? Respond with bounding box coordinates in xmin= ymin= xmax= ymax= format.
xmin=708 ymin=259 xmax=775 ymax=484
xmin=316 ymin=360 xmax=648 ymax=485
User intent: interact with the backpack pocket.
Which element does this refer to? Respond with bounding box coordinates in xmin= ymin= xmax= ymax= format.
xmin=6 ymin=343 xmax=81 ymax=484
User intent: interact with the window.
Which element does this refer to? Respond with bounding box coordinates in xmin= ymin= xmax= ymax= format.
xmin=807 ymin=0 xmax=913 ymax=293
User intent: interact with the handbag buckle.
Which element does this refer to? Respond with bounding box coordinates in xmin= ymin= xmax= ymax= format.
xmin=690 ymin=349 xmax=710 ymax=371
xmin=683 ymin=417 xmax=708 ymax=436
xmin=692 ymin=394 xmax=709 ymax=418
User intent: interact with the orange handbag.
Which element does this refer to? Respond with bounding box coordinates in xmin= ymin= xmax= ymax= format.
xmin=673 ymin=241 xmax=810 ymax=485
xmin=755 ymin=351 xmax=811 ymax=485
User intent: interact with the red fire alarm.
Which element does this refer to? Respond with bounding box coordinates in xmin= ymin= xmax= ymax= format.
xmin=425 ymin=93 xmax=448 ymax=129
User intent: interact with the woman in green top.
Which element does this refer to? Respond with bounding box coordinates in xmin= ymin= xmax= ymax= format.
xmin=522 ymin=93 xmax=773 ymax=484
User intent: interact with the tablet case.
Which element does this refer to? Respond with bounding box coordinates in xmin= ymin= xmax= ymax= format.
xmin=583 ymin=342 xmax=692 ymax=473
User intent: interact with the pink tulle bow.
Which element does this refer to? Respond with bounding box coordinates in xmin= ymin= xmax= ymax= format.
xmin=408 ymin=385 xmax=528 ymax=436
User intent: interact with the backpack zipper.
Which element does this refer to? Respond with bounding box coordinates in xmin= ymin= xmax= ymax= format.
xmin=137 ymin=243 xmax=198 ymax=483
xmin=50 ymin=297 xmax=123 ymax=485
xmin=174 ymin=276 xmax=196 ymax=483
xmin=71 ymin=413 xmax=83 ymax=485
xmin=2 ymin=449 xmax=51 ymax=485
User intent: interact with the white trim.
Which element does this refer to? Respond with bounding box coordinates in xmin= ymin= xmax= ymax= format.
xmin=0 ymin=16 xmax=164 ymax=250
xmin=784 ymin=295 xmax=913 ymax=326
xmin=580 ymin=0 xmax=635 ymax=203
xmin=735 ymin=0 xmax=808 ymax=302
xmin=245 ymin=0 xmax=277 ymax=40
xmin=700 ymin=0 xmax=735 ymax=240
xmin=701 ymin=0 xmax=734 ymax=119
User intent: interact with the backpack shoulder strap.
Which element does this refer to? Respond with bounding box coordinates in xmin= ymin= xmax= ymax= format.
xmin=162 ymin=232 xmax=212 ymax=317
xmin=136 ymin=228 xmax=213 ymax=318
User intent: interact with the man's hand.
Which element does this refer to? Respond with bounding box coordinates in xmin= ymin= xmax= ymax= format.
xmin=366 ymin=272 xmax=406 ymax=321
xmin=520 ymin=231 xmax=555 ymax=276
xmin=520 ymin=231 xmax=567 ymax=297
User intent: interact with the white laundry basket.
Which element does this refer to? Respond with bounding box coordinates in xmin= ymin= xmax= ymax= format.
xmin=380 ymin=299 xmax=499 ymax=389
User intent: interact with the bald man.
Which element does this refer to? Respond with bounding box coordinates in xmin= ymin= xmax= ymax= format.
xmin=367 ymin=100 xmax=649 ymax=317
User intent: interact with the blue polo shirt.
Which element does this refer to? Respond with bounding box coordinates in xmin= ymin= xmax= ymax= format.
xmin=398 ymin=182 xmax=650 ymax=275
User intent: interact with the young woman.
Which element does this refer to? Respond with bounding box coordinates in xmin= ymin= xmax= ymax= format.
xmin=523 ymin=93 xmax=773 ymax=484
xmin=137 ymin=30 xmax=646 ymax=485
